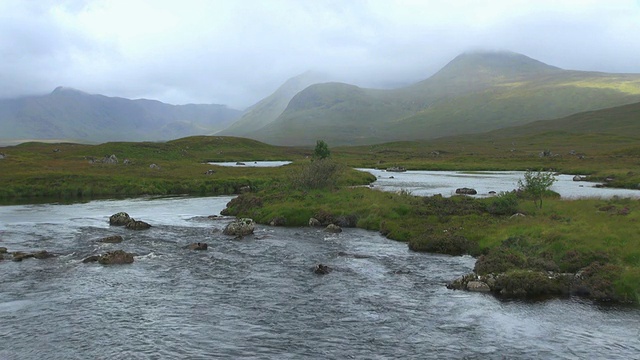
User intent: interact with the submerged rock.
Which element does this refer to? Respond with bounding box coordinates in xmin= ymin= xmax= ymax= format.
xmin=99 ymin=235 xmax=124 ymax=243
xmin=324 ymin=224 xmax=342 ymax=233
xmin=314 ymin=264 xmax=332 ymax=275
xmin=186 ymin=242 xmax=208 ymax=250
xmin=11 ymin=250 xmax=55 ymax=262
xmin=83 ymin=250 xmax=134 ymax=265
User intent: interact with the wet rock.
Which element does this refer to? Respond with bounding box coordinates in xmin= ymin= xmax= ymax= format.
xmin=82 ymin=255 xmax=100 ymax=263
xmin=236 ymin=162 xmax=245 ymax=166
xmin=223 ymin=218 xmax=255 ymax=236
xmin=466 ymin=281 xmax=491 ymax=292
xmin=308 ymin=218 xmax=321 ymax=227
xmin=109 ymin=212 xmax=132 ymax=226
xmin=573 ymin=175 xmax=586 ymax=181
xmin=32 ymin=250 xmax=55 ymax=259
xmin=324 ymin=224 xmax=342 ymax=233
xmin=12 ymin=252 xmax=35 ymax=262
xmin=0 ymin=247 xmax=7 ymax=254
xmin=93 ymin=250 xmax=135 ymax=265
xmin=126 ymin=220 xmax=151 ymax=230
xmin=314 ymin=264 xmax=332 ymax=275
xmin=455 ymin=187 xmax=477 ymax=195
xmin=186 ymin=242 xmax=208 ymax=250
xmin=99 ymin=235 xmax=124 ymax=243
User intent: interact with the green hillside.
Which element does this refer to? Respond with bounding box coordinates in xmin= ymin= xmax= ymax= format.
xmin=237 ymin=51 xmax=640 ymax=146
xmin=218 ymin=71 xmax=330 ymax=137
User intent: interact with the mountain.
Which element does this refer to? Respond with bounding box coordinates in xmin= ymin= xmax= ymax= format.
xmin=0 ymin=87 xmax=242 ymax=143
xmin=225 ymin=51 xmax=640 ymax=146
xmin=217 ymin=71 xmax=330 ymax=137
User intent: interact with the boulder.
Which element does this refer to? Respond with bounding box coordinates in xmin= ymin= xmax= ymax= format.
xmin=150 ymin=163 xmax=160 ymax=169
xmin=573 ymin=175 xmax=585 ymax=181
xmin=0 ymin=153 xmax=5 ymax=159
xmin=109 ymin=212 xmax=132 ymax=226
xmin=455 ymin=187 xmax=478 ymax=195
xmin=308 ymin=218 xmax=321 ymax=227
xmin=98 ymin=250 xmax=134 ymax=265
xmin=0 ymin=247 xmax=7 ymax=254
xmin=204 ymin=169 xmax=216 ymax=175
xmin=324 ymin=224 xmax=342 ymax=233
xmin=314 ymin=264 xmax=332 ymax=275
xmin=99 ymin=235 xmax=124 ymax=243
xmin=223 ymin=218 xmax=255 ymax=236
xmin=126 ymin=220 xmax=151 ymax=230
xmin=12 ymin=252 xmax=34 ymax=262
xmin=32 ymin=250 xmax=55 ymax=259
xmin=236 ymin=162 xmax=246 ymax=166
xmin=103 ymin=154 xmax=118 ymax=164
xmin=82 ymin=255 xmax=101 ymax=263
xmin=186 ymin=242 xmax=208 ymax=250
xmin=466 ymin=281 xmax=491 ymax=292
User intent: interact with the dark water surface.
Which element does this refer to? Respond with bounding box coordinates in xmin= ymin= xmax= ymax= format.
xmin=1 ymin=196 xmax=639 ymax=359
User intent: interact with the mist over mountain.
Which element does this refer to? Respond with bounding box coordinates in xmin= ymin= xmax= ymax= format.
xmin=3 ymin=51 xmax=640 ymax=146
xmin=221 ymin=51 xmax=640 ymax=146
xmin=0 ymin=87 xmax=241 ymax=143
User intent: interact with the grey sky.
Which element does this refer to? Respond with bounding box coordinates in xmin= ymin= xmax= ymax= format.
xmin=2 ymin=0 xmax=640 ymax=109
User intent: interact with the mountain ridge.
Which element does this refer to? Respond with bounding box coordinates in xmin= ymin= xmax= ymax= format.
xmin=0 ymin=89 xmax=242 ymax=143
xmin=223 ymin=51 xmax=640 ymax=146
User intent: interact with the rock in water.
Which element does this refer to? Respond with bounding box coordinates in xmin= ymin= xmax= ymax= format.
xmin=186 ymin=242 xmax=208 ymax=250
xmin=109 ymin=212 xmax=132 ymax=226
xmin=97 ymin=250 xmax=134 ymax=265
xmin=324 ymin=224 xmax=342 ymax=233
xmin=223 ymin=218 xmax=255 ymax=236
xmin=126 ymin=220 xmax=151 ymax=230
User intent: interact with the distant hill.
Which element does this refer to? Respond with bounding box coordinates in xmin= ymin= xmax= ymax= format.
xmin=217 ymin=71 xmax=331 ymax=137
xmin=223 ymin=51 xmax=640 ymax=146
xmin=0 ymin=87 xmax=241 ymax=143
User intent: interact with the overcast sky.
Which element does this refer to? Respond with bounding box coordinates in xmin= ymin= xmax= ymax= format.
xmin=2 ymin=0 xmax=640 ymax=109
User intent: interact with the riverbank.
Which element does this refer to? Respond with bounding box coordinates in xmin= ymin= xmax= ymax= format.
xmin=222 ymin=184 xmax=640 ymax=304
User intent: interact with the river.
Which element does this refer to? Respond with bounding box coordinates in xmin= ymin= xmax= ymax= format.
xmin=361 ymin=169 xmax=640 ymax=199
xmin=1 ymin=196 xmax=639 ymax=359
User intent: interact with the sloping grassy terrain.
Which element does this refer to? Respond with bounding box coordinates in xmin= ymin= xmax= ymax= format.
xmin=0 ymin=136 xmax=320 ymax=203
xmin=246 ymin=52 xmax=640 ymax=146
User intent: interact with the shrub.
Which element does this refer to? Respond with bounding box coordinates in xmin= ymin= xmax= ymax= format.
xmin=289 ymin=159 xmax=341 ymax=190
xmin=313 ymin=140 xmax=331 ymax=160
xmin=409 ymin=232 xmax=479 ymax=256
xmin=517 ymin=170 xmax=556 ymax=209
xmin=486 ymin=191 xmax=519 ymax=215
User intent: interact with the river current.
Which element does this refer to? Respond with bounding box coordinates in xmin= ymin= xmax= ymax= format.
xmin=1 ymin=195 xmax=639 ymax=359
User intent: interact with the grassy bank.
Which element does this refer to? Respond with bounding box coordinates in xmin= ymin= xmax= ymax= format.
xmin=223 ymin=177 xmax=640 ymax=303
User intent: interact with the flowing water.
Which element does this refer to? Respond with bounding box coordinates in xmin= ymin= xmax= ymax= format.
xmin=360 ymin=169 xmax=640 ymax=199
xmin=1 ymin=196 xmax=639 ymax=359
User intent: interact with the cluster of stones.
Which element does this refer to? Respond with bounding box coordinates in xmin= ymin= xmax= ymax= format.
xmin=447 ymin=269 xmax=612 ymax=300
xmin=109 ymin=212 xmax=152 ymax=230
xmin=0 ymin=247 xmax=55 ymax=262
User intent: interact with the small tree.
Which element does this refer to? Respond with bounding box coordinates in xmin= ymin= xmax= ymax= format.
xmin=517 ymin=170 xmax=556 ymax=209
xmin=313 ymin=140 xmax=330 ymax=160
